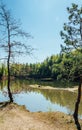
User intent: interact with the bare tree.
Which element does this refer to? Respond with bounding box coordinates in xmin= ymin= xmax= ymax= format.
xmin=0 ymin=2 xmax=33 ymax=102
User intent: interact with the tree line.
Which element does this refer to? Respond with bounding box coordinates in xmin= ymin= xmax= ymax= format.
xmin=0 ymin=49 xmax=82 ymax=82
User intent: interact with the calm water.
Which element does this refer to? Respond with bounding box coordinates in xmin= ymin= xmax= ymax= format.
xmin=0 ymin=79 xmax=82 ymax=118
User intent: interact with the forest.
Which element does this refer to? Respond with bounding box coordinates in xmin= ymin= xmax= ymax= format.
xmin=0 ymin=49 xmax=82 ymax=82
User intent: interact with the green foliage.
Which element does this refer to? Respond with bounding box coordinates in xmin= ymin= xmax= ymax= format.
xmin=60 ymin=3 xmax=82 ymax=83
xmin=0 ymin=50 xmax=79 ymax=82
xmin=0 ymin=49 xmax=82 ymax=82
xmin=0 ymin=64 xmax=7 ymax=79
xmin=60 ymin=3 xmax=82 ymax=52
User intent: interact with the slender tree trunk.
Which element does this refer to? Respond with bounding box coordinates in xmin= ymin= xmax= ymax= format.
xmin=73 ymin=18 xmax=82 ymax=130
xmin=7 ymin=23 xmax=13 ymax=102
xmin=7 ymin=55 xmax=13 ymax=102
xmin=73 ymin=76 xmax=82 ymax=130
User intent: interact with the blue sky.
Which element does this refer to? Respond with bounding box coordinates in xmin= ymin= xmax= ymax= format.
xmin=2 ymin=0 xmax=81 ymax=63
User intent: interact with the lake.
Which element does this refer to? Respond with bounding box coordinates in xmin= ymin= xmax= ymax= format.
xmin=0 ymin=79 xmax=82 ymax=118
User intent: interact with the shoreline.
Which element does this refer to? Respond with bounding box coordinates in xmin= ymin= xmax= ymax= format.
xmin=0 ymin=103 xmax=79 ymax=130
xmin=29 ymin=84 xmax=78 ymax=92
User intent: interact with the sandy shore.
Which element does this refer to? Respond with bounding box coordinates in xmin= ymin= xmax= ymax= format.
xmin=0 ymin=103 xmax=80 ymax=130
xmin=29 ymin=84 xmax=78 ymax=92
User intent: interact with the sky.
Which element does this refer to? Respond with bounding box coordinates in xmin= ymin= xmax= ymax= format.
xmin=1 ymin=0 xmax=82 ymax=64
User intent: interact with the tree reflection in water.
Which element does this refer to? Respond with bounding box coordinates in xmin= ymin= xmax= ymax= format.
xmin=0 ymin=80 xmax=82 ymax=117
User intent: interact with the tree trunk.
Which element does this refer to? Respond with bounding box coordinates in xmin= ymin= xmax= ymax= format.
xmin=7 ymin=23 xmax=13 ymax=102
xmin=7 ymin=56 xmax=13 ymax=102
xmin=73 ymin=77 xmax=82 ymax=130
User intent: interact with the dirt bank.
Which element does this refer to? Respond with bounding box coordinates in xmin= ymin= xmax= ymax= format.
xmin=0 ymin=103 xmax=81 ymax=130
xmin=29 ymin=84 xmax=78 ymax=92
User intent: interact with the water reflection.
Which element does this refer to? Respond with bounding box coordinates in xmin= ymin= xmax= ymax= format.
xmin=14 ymin=91 xmax=70 ymax=113
xmin=0 ymin=80 xmax=82 ymax=118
